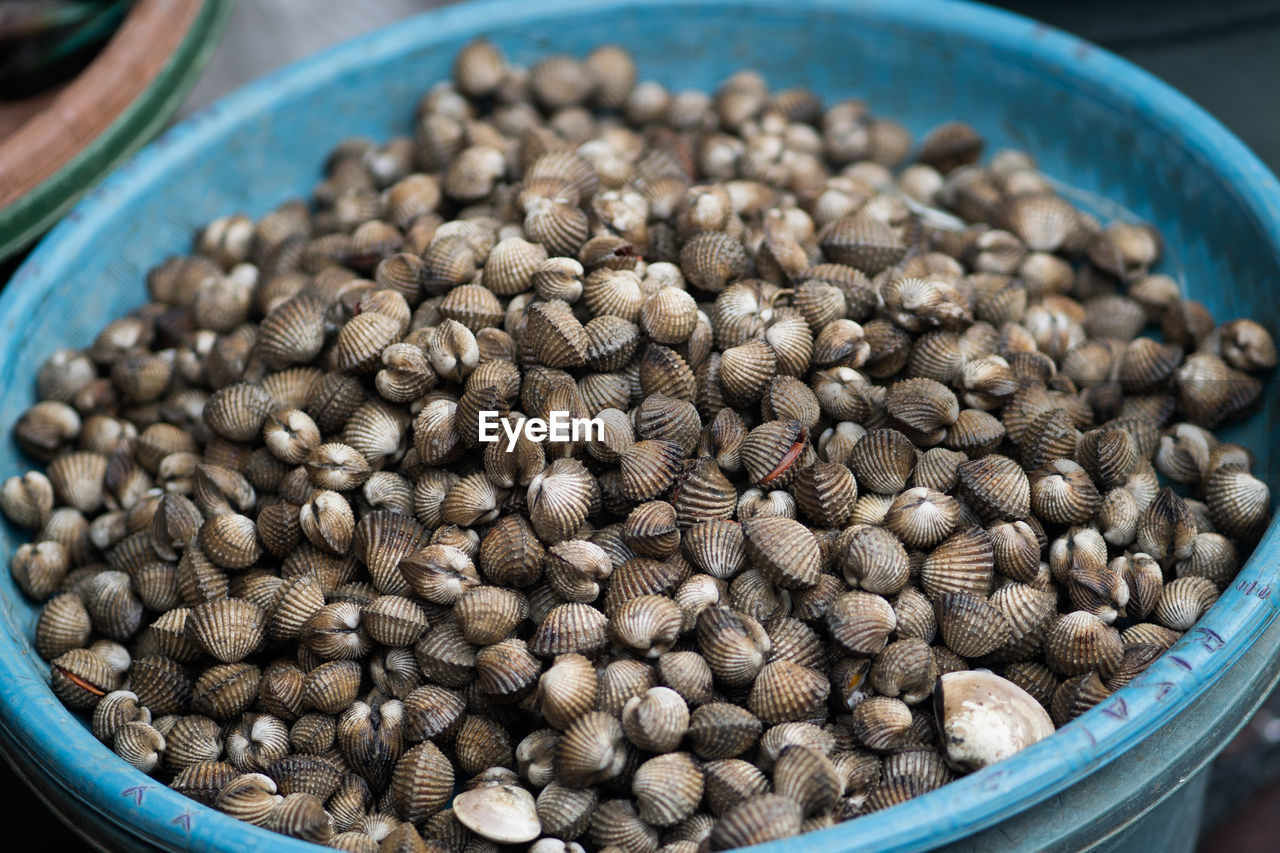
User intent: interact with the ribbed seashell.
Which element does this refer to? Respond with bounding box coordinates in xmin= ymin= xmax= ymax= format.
xmin=790 ymin=461 xmax=856 ymax=529
xmin=580 ymin=316 xmax=640 ymax=374
xmin=301 ymin=371 xmax=363 ymax=436
xmin=843 ymin=428 xmax=912 ymax=495
xmin=577 ymin=372 xmax=630 ymax=417
xmin=819 ymin=214 xmax=905 ymax=275
xmin=530 ymin=602 xmax=609 ymax=657
xmin=525 ymin=300 xmax=588 ymax=369
xmin=257 ymin=295 xmax=326 ymax=368
xmin=663 ymin=458 xmax=732 ymax=531
xmin=555 ymin=710 xmax=628 ymax=786
xmin=1175 ymin=532 xmax=1238 ymax=588
xmin=825 ymin=590 xmax=896 ymax=657
xmin=299 ymin=600 xmax=371 ymax=661
xmin=332 ymin=307 xmax=401 ymax=374
xmin=170 ymin=760 xmax=239 ymax=807
xmin=541 ymin=538 xmax=610 ymax=603
xmin=1114 ymin=337 xmax=1183 ymax=394
xmin=476 ymin=638 xmax=541 ymax=702
xmin=709 ymin=794 xmax=803 ymax=850
xmin=1153 ymin=423 xmax=1214 ymax=486
xmin=226 ymin=712 xmax=291 ymax=774
xmin=527 ymin=458 xmax=595 ymax=542
xmin=996 ymin=192 xmax=1078 ymax=252
xmin=883 ymin=487 xmax=960 ymax=550
xmin=456 ymin=585 xmax=529 ymax=646
xmin=92 ymin=689 xmax=151 ymax=744
xmin=680 ymin=231 xmax=750 ymax=292
xmin=1205 ymin=466 xmax=1270 ymax=543
xmin=438 ymin=471 xmax=506 ymax=528
xmin=831 ymin=524 xmax=906 ymax=596
xmin=1114 ymin=553 xmax=1163 ymax=622
xmin=621 ymin=501 xmax=679 ymax=559
xmin=583 ymin=269 xmax=644 ymax=323
xmin=869 ymin=637 xmax=939 ymax=705
xmin=14 ymin=400 xmax=80 ymax=462
xmin=34 ymin=593 xmax=91 ymax=660
xmin=610 ymin=595 xmax=683 ymax=658
xmin=44 ymin=450 xmax=107 ymax=516
xmin=593 ymin=659 xmax=658 ymax=720
xmin=748 ymin=660 xmax=829 ymax=724
xmin=760 ymin=379 xmax=820 ymax=434
xmin=400 ymin=544 xmax=479 ymax=605
xmin=1049 ymin=671 xmax=1113 ymax=726
xmin=1044 ymin=611 xmax=1124 ymax=676
xmin=1104 ymin=642 xmax=1165 ymax=692
xmin=671 ymin=522 xmax=742 ymax=585
xmin=266 ymin=575 xmax=325 ymax=643
xmin=48 ymin=647 xmax=118 ymax=710
xmin=437 ymin=285 xmax=503 ymax=335
xmin=738 ymin=420 xmax=808 ymax=489
xmin=186 ymin=661 xmax=258 ymax=720
xmin=611 ymin=439 xmax=682 ymax=504
xmin=617 ymin=685 xmax=688 ymax=755
xmin=628 ymin=397 xmax=697 ymax=460
xmin=390 ymin=741 xmax=455 ymax=824
xmin=1120 ymin=622 xmax=1183 ymax=651
xmin=119 ymin=655 xmax=188 ymax=718
xmin=265 ymin=753 xmax=343 ymax=802
xmin=774 ymin=743 xmax=844 ymax=817
xmin=639 ymin=345 xmax=697 ymax=405
xmin=454 ymin=718 xmax=515 ymax=778
xmin=536 ymin=782 xmax=598 ymax=841
xmin=361 ymin=595 xmax=430 ymax=648
xmin=714 ymin=338 xmax=776 ymax=408
xmin=631 ymin=752 xmax=704 ymax=828
xmin=588 ymin=798 xmax=659 ymax=853
xmin=349 ymin=511 xmax=426 ymax=595
xmin=696 ymin=606 xmax=770 ymax=687
xmin=956 ymin=454 xmax=1030 ymax=521
xmin=1202 ymin=319 xmax=1267 ymax=377
xmin=1153 ymin=575 xmax=1220 ymax=631
xmin=215 ymin=773 xmax=282 ymax=826
xmin=337 ymin=400 xmax=406 ymax=468
xmin=257 ymin=660 xmax=305 ymax=721
xmin=681 ymin=703 xmax=761 ymax=762
xmin=977 ymin=517 xmax=1039 ymax=584
xmin=298 ymin=489 xmax=355 ymax=555
xmin=918 ymin=525 xmax=994 ymax=599
xmin=1027 ymin=458 xmax=1101 ymax=525
xmin=298 ymin=660 xmax=361 ymax=715
xmin=936 ymin=591 xmax=1012 ymax=658
xmin=849 ymin=695 xmax=913 ymax=753
xmin=183 ymin=598 xmax=265 ymax=664
xmin=535 ymin=653 xmax=597 ymax=731
xmin=701 ymin=758 xmax=769 ymax=818
xmin=452 ymin=37 xmax=505 ymax=96
xmin=891 ymin=586 xmax=938 ymax=643
xmin=1 ymin=471 xmax=54 ymax=530
xmin=11 ymin=540 xmax=69 ymax=602
xmin=739 ymin=516 xmax=821 ymax=589
xmin=640 ymin=287 xmax=699 ymax=347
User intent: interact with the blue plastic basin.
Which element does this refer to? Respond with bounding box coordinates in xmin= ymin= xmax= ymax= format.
xmin=3 ymin=1 xmax=1279 ymax=851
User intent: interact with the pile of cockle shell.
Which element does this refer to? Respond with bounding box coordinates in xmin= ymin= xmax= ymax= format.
xmin=5 ymin=36 xmax=1276 ymax=852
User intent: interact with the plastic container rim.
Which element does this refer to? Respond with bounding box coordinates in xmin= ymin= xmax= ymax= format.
xmin=4 ymin=0 xmax=1280 ymax=850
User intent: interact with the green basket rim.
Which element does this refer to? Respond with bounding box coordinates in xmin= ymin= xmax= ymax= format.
xmin=0 ymin=0 xmax=234 ymax=263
